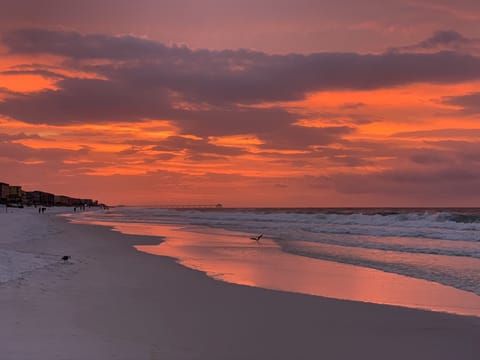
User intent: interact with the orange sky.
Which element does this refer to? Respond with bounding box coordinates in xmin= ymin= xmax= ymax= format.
xmin=1 ymin=1 xmax=480 ymax=206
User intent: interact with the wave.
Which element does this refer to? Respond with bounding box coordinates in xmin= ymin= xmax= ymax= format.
xmin=81 ymin=207 xmax=480 ymax=257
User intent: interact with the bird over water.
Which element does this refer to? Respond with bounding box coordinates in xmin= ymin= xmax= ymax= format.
xmin=250 ymin=234 xmax=263 ymax=242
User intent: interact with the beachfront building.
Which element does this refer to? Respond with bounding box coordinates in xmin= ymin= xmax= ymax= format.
xmin=1 ymin=181 xmax=102 ymax=208
xmin=8 ymin=186 xmax=24 ymax=205
xmin=54 ymin=195 xmax=76 ymax=206
xmin=54 ymin=195 xmax=98 ymax=207
xmin=0 ymin=182 xmax=9 ymax=204
xmin=25 ymin=191 xmax=55 ymax=207
xmin=82 ymin=199 xmax=98 ymax=207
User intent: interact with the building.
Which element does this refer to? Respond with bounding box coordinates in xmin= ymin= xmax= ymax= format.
xmin=0 ymin=182 xmax=9 ymax=204
xmin=8 ymin=185 xmax=24 ymax=204
xmin=1 ymin=181 xmax=102 ymax=208
xmin=82 ymin=199 xmax=98 ymax=207
xmin=54 ymin=195 xmax=76 ymax=206
xmin=25 ymin=191 xmax=55 ymax=206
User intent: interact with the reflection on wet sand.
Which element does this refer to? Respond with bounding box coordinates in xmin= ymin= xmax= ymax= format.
xmin=86 ymin=220 xmax=480 ymax=317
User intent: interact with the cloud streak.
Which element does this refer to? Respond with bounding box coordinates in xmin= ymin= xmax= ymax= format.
xmin=389 ymin=30 xmax=480 ymax=55
xmin=442 ymin=92 xmax=480 ymax=115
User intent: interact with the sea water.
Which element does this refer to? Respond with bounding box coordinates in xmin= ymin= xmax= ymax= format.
xmin=76 ymin=207 xmax=480 ymax=298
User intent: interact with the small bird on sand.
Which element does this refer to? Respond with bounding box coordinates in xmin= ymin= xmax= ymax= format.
xmin=61 ymin=255 xmax=71 ymax=262
xmin=250 ymin=233 xmax=263 ymax=242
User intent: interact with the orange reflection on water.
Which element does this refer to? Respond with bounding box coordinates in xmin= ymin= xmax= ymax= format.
xmin=83 ymin=220 xmax=480 ymax=317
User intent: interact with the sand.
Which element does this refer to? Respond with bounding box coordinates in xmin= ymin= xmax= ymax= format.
xmin=1 ymin=209 xmax=479 ymax=359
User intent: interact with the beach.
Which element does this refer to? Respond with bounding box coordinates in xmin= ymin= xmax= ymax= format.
xmin=1 ymin=209 xmax=479 ymax=359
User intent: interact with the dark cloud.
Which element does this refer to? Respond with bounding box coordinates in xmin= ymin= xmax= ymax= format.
xmin=257 ymin=137 xmax=387 ymax=168
xmin=422 ymin=30 xmax=468 ymax=46
xmin=390 ymin=30 xmax=480 ymax=55
xmin=424 ymin=140 xmax=480 ymax=163
xmin=106 ymin=136 xmax=246 ymax=162
xmin=269 ymin=159 xmax=312 ymax=168
xmin=116 ymin=147 xmax=143 ymax=156
xmin=0 ymin=78 xmax=173 ymax=124
xmin=381 ymin=167 xmax=477 ymax=183
xmin=152 ymin=136 xmax=245 ymax=157
xmin=305 ymin=138 xmax=480 ymax=202
xmin=259 ymin=125 xmax=354 ymax=150
xmin=410 ymin=30 xmax=467 ymax=49
xmin=2 ymin=28 xmax=173 ymax=60
xmin=3 ymin=28 xmax=480 ymax=106
xmin=340 ymin=102 xmax=365 ymax=110
xmin=172 ymin=107 xmax=295 ymax=137
xmin=441 ymin=92 xmax=480 ymax=115
xmin=311 ymin=166 xmax=480 ymax=204
xmin=0 ymin=69 xmax=66 ymax=80
xmin=0 ymin=77 xmax=297 ymax=138
xmin=0 ymin=132 xmax=41 ymax=141
xmin=409 ymin=150 xmax=449 ymax=164
xmin=392 ymin=128 xmax=480 ymax=138
xmin=0 ymin=138 xmax=90 ymax=163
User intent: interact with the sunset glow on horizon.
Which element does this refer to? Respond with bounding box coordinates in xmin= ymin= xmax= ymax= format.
xmin=1 ymin=0 xmax=480 ymax=207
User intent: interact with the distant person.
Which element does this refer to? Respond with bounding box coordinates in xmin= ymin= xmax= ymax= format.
xmin=74 ymin=207 xmax=76 ymax=212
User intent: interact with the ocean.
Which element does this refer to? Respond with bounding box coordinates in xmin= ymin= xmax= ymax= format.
xmin=77 ymin=207 xmax=480 ymax=298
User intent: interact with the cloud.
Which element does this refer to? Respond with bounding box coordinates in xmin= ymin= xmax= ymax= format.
xmin=152 ymin=136 xmax=245 ymax=158
xmin=389 ymin=30 xmax=480 ymax=55
xmin=0 ymin=77 xmax=299 ymax=140
xmin=308 ymin=137 xmax=480 ymax=202
xmin=0 ymin=132 xmax=42 ymax=141
xmin=259 ymin=125 xmax=354 ymax=150
xmin=3 ymin=28 xmax=480 ymax=106
xmin=314 ymin=166 xmax=480 ymax=204
xmin=0 ymin=137 xmax=90 ymax=163
xmin=392 ymin=128 xmax=480 ymax=138
xmin=441 ymin=92 xmax=480 ymax=115
xmin=172 ymin=107 xmax=296 ymax=137
xmin=0 ymin=69 xmax=66 ymax=80
xmin=423 ymin=140 xmax=480 ymax=163
xmin=2 ymin=28 xmax=172 ymax=60
xmin=340 ymin=102 xmax=365 ymax=110
xmin=0 ymin=78 xmax=173 ymax=124
xmin=409 ymin=150 xmax=449 ymax=165
xmin=2 ymin=28 xmax=480 ymax=153
xmin=420 ymin=30 xmax=470 ymax=47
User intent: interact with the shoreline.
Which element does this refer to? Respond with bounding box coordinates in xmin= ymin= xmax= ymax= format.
xmin=70 ymin=217 xmax=480 ymax=317
xmin=1 ymin=212 xmax=479 ymax=359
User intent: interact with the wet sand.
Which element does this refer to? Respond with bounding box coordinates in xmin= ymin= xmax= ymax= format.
xmin=95 ymin=221 xmax=480 ymax=317
xmin=1 ymin=213 xmax=479 ymax=359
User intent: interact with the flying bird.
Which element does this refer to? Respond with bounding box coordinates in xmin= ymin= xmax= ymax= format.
xmin=61 ymin=255 xmax=71 ymax=262
xmin=250 ymin=233 xmax=263 ymax=242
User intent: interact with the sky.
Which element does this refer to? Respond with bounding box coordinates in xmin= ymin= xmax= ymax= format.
xmin=1 ymin=0 xmax=480 ymax=207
